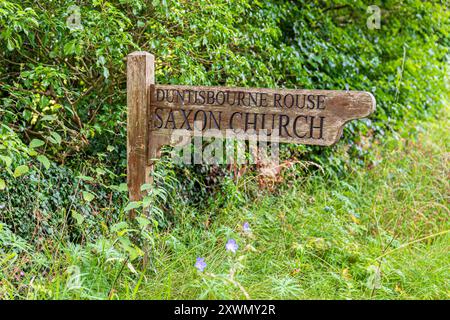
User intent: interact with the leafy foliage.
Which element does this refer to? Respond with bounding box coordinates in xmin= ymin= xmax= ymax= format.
xmin=0 ymin=0 xmax=449 ymax=299
xmin=1 ymin=0 xmax=448 ymax=167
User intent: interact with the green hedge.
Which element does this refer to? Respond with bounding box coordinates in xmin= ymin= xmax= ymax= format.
xmin=1 ymin=0 xmax=448 ymax=163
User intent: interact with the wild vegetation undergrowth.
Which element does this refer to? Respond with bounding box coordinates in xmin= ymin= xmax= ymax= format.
xmin=1 ymin=106 xmax=448 ymax=300
xmin=0 ymin=0 xmax=448 ymax=300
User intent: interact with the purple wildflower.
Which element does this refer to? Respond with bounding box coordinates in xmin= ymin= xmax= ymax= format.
xmin=225 ymin=239 xmax=239 ymax=253
xmin=243 ymin=222 xmax=251 ymax=233
xmin=195 ymin=257 xmax=207 ymax=272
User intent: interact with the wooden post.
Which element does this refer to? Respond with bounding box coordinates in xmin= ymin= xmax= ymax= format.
xmin=127 ymin=51 xmax=154 ymax=217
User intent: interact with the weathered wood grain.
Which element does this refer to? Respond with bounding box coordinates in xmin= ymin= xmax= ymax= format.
xmin=147 ymin=84 xmax=375 ymax=162
xmin=127 ymin=51 xmax=154 ymax=212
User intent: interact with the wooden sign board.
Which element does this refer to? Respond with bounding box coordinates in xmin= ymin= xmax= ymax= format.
xmin=127 ymin=51 xmax=376 ymax=203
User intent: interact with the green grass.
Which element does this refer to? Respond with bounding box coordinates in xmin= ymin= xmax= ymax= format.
xmin=1 ymin=109 xmax=449 ymax=300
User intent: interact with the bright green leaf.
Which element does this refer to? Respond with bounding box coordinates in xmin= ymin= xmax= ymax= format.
xmin=82 ymin=191 xmax=95 ymax=202
xmin=29 ymin=139 xmax=45 ymax=149
xmin=50 ymin=132 xmax=62 ymax=145
xmin=13 ymin=165 xmax=29 ymax=178
xmin=124 ymin=201 xmax=141 ymax=211
xmin=0 ymin=156 xmax=12 ymax=168
xmin=118 ymin=183 xmax=128 ymax=192
xmin=36 ymin=155 xmax=51 ymax=169
xmin=142 ymin=196 xmax=152 ymax=208
xmin=72 ymin=211 xmax=84 ymax=225
xmin=136 ymin=216 xmax=150 ymax=228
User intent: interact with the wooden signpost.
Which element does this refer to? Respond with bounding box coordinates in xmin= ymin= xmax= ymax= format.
xmin=127 ymin=51 xmax=376 ymax=203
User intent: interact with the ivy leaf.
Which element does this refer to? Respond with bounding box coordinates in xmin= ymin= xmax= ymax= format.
xmin=124 ymin=201 xmax=140 ymax=211
xmin=109 ymin=183 xmax=128 ymax=192
xmin=50 ymin=132 xmax=62 ymax=145
xmin=29 ymin=139 xmax=45 ymax=149
xmin=118 ymin=183 xmax=128 ymax=192
xmin=37 ymin=155 xmax=51 ymax=169
xmin=63 ymin=41 xmax=76 ymax=55
xmin=82 ymin=191 xmax=95 ymax=202
xmin=71 ymin=211 xmax=84 ymax=225
xmin=0 ymin=155 xmax=12 ymax=168
xmin=13 ymin=165 xmax=29 ymax=178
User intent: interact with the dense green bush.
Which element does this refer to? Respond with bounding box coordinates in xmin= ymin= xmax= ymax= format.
xmin=1 ymin=0 xmax=448 ymax=163
xmin=0 ymin=0 xmax=449 ymax=241
xmin=0 ymin=156 xmax=127 ymax=243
